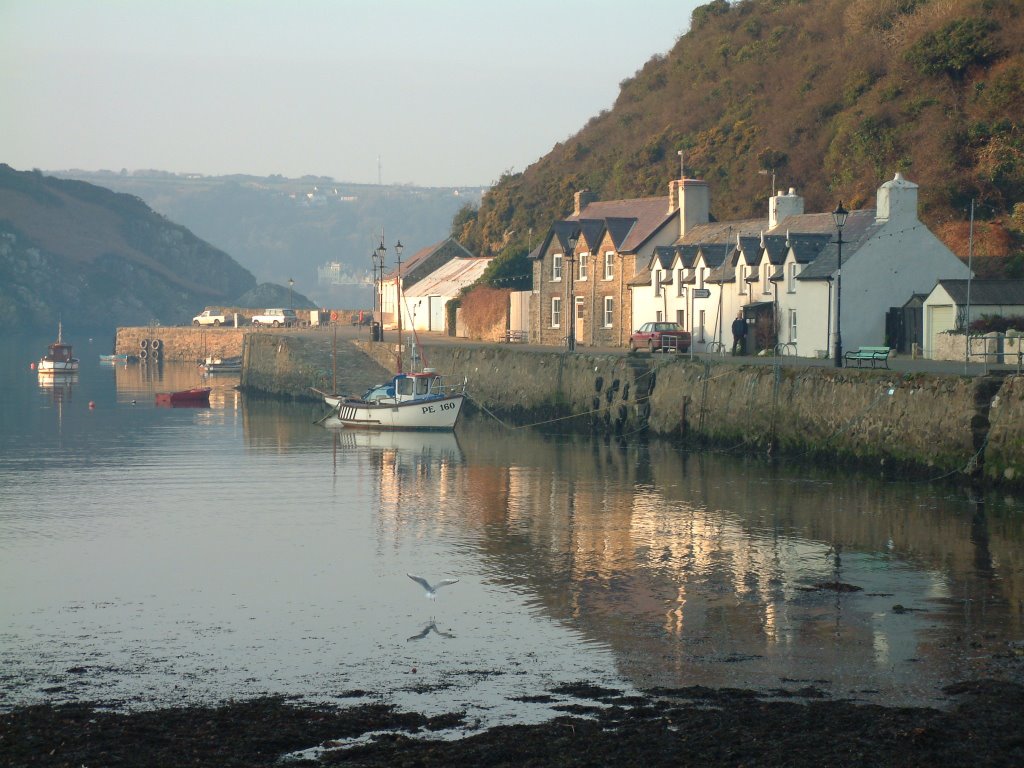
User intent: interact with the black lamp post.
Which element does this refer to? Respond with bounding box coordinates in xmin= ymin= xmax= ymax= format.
xmin=375 ymin=240 xmax=387 ymax=340
xmin=288 ymin=277 xmax=294 ymax=309
xmin=565 ymin=232 xmax=579 ymax=352
xmin=832 ymin=202 xmax=849 ymax=368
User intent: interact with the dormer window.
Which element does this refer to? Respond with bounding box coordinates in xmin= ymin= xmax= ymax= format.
xmin=654 ymin=269 xmax=662 ymax=297
xmin=552 ymin=253 xmax=563 ymax=281
xmin=578 ymin=252 xmax=589 ymax=281
xmin=604 ymin=251 xmax=615 ymax=280
xmin=738 ymin=265 xmax=747 ymax=294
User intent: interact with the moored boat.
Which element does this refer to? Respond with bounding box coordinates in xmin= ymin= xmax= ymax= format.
xmin=322 ymin=369 xmax=466 ymax=431
xmin=155 ymin=386 xmax=212 ymax=407
xmin=201 ymin=355 xmax=242 ymax=373
xmin=99 ymin=353 xmax=133 ymax=364
xmin=38 ymin=323 xmax=79 ymax=374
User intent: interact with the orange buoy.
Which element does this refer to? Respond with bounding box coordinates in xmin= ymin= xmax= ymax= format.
xmin=88 ymin=401 xmax=96 ymax=409
xmin=29 ymin=362 xmax=36 ymax=370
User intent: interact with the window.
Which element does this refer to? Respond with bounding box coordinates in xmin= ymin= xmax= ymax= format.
xmin=738 ymin=265 xmax=747 ymax=294
xmin=789 ymin=309 xmax=797 ymax=341
xmin=578 ymin=252 xmax=588 ymax=281
xmin=699 ymin=310 xmax=706 ymax=342
xmin=677 ymin=268 xmax=685 ymax=296
xmin=654 ymin=269 xmax=662 ymax=297
xmin=788 ymin=263 xmax=798 ymax=293
xmin=656 ymin=310 xmax=663 ymax=322
xmin=552 ymin=253 xmax=563 ymax=281
xmin=603 ymin=296 xmax=614 ymax=327
xmin=698 ymin=267 xmax=706 ymax=289
xmin=763 ymin=264 xmax=771 ymax=294
xmin=551 ymin=297 xmax=562 ymax=328
xmin=676 ymin=309 xmax=685 ymax=328
xmin=604 ymin=251 xmax=614 ymax=280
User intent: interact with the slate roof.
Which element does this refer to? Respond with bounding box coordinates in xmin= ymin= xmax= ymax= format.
xmin=381 ymin=237 xmax=473 ymax=280
xmin=787 ymin=233 xmax=832 ymax=264
xmin=572 ymin=198 xmax=673 ymax=253
xmin=677 ymin=218 xmax=766 ymax=246
xmin=762 ymin=234 xmax=789 ymax=264
xmin=792 ymin=210 xmax=882 ymax=280
xmin=936 ymin=279 xmax=1024 ymax=305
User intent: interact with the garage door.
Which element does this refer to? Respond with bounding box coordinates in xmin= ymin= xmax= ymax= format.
xmin=928 ymin=304 xmax=955 ymax=356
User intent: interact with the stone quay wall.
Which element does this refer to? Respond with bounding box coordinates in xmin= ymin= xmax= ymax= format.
xmin=116 ymin=326 xmax=246 ymax=362
xmin=240 ymin=334 xmax=1024 ymax=487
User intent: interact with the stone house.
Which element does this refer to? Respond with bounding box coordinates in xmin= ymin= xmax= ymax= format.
xmin=528 ymin=186 xmax=683 ymax=347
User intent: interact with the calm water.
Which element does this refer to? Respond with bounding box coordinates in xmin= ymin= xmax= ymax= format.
xmin=1 ymin=332 xmax=1022 ymax=727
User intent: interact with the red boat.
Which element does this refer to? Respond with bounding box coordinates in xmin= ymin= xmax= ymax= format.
xmin=155 ymin=387 xmax=211 ymax=407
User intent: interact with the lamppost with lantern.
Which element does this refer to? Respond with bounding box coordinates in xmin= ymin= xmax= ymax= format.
xmin=832 ymin=202 xmax=849 ymax=368
xmin=376 ymin=239 xmax=404 ymax=367
xmin=565 ymin=231 xmax=579 ymax=352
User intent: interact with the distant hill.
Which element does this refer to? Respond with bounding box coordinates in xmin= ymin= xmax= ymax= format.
xmin=56 ymin=170 xmax=485 ymax=308
xmin=0 ymin=164 xmax=258 ymax=331
xmin=459 ymin=0 xmax=1024 ymax=277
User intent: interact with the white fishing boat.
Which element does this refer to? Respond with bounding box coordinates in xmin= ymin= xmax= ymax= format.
xmin=322 ymin=369 xmax=466 ymax=431
xmin=38 ymin=323 xmax=80 ymax=374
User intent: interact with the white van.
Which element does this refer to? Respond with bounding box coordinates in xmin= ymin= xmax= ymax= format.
xmin=251 ymin=308 xmax=298 ymax=327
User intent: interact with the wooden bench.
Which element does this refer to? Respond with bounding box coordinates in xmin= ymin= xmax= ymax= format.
xmin=844 ymin=346 xmax=891 ymax=369
xmin=502 ymin=330 xmax=527 ymax=343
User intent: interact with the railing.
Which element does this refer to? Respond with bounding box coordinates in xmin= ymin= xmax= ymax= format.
xmin=774 ymin=342 xmax=798 ymax=356
xmin=705 ymin=340 xmax=726 ymax=356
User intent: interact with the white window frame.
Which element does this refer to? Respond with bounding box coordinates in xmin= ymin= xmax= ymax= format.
xmin=603 ymin=296 xmax=614 ymax=327
xmin=789 ymin=308 xmax=798 ymax=341
xmin=552 ymin=253 xmax=563 ymax=281
xmin=604 ymin=251 xmax=615 ymax=280
xmin=578 ymin=252 xmax=589 ymax=281
xmin=698 ymin=267 xmax=706 ymax=289
xmin=677 ymin=268 xmax=685 ymax=297
xmin=738 ymin=265 xmax=747 ymax=294
xmin=656 ymin=310 xmax=663 ymax=322
xmin=763 ymin=264 xmax=771 ymax=294
xmin=654 ymin=269 xmax=662 ymax=297
xmin=551 ymin=297 xmax=562 ymax=328
xmin=788 ymin=263 xmax=798 ymax=293
xmin=676 ymin=309 xmax=685 ymax=327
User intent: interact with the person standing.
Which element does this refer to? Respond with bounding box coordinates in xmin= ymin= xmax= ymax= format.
xmin=731 ymin=312 xmax=747 ymax=355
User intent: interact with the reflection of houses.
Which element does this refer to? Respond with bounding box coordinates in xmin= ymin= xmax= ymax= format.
xmin=379 ymin=237 xmax=475 ymax=331
xmin=533 ymin=172 xmax=969 ymax=355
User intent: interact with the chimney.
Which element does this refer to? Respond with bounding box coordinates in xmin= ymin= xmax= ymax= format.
xmin=876 ymin=172 xmax=918 ymax=223
xmin=573 ymin=190 xmax=597 ymax=216
xmin=769 ymin=187 xmax=804 ymax=229
xmin=668 ymin=179 xmax=681 ymax=213
xmin=678 ymin=178 xmax=710 ymax=238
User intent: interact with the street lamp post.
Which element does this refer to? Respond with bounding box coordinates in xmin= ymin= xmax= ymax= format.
xmin=288 ymin=277 xmax=294 ymax=309
xmin=375 ymin=240 xmax=387 ymax=341
xmin=832 ymin=202 xmax=849 ymax=368
xmin=565 ymin=232 xmax=579 ymax=352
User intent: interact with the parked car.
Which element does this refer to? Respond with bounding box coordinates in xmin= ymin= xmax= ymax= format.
xmin=251 ymin=308 xmax=298 ymax=327
xmin=192 ymin=309 xmax=230 ymax=327
xmin=630 ymin=321 xmax=691 ymax=352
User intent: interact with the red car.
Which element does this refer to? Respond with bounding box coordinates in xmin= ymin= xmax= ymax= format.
xmin=630 ymin=321 xmax=692 ymax=352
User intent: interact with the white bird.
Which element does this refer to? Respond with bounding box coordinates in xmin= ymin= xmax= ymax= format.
xmin=407 ymin=573 xmax=459 ymax=600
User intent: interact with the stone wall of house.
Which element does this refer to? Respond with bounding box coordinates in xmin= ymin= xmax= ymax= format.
xmin=932 ymin=331 xmax=1024 ymax=365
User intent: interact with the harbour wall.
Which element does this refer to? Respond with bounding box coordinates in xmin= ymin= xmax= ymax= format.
xmin=115 ymin=326 xmax=246 ymax=362
xmin=237 ymin=333 xmax=1024 ymax=486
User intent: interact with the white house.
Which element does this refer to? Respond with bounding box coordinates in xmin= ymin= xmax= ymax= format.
xmin=630 ymin=172 xmax=970 ymax=358
xmin=922 ymin=279 xmax=1024 ymax=356
xmin=402 ymin=256 xmax=493 ymax=333
xmin=379 ymin=237 xmax=474 ymax=330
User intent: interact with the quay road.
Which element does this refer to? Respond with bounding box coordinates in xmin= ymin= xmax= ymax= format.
xmin=303 ymin=323 xmax=1020 ymax=379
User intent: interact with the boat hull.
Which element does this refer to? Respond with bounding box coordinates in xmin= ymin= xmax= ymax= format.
xmin=156 ymin=387 xmax=212 ymax=407
xmin=38 ymin=360 xmax=80 ymax=373
xmin=326 ymin=394 xmax=464 ymax=431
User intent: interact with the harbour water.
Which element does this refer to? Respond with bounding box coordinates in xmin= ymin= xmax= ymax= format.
xmin=1 ymin=332 xmax=1022 ymax=728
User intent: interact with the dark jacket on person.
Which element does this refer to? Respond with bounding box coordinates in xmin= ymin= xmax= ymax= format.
xmin=732 ymin=318 xmax=747 ymax=338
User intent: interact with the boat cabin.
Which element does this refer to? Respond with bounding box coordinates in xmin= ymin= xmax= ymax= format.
xmin=44 ymin=343 xmax=74 ymax=363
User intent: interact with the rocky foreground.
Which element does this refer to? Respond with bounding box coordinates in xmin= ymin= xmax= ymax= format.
xmin=3 ymin=680 xmax=1023 ymax=767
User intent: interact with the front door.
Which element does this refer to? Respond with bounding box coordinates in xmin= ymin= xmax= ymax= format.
xmin=575 ymin=298 xmax=585 ymax=345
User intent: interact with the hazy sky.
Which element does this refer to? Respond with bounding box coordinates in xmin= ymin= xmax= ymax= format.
xmin=2 ymin=0 xmax=703 ymax=188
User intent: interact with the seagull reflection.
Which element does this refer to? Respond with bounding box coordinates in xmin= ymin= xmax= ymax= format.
xmin=407 ymin=618 xmax=455 ymax=641
xmin=407 ymin=573 xmax=459 ymax=600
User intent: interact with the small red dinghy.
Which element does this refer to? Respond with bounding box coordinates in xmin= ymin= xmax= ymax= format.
xmin=155 ymin=387 xmax=211 ymax=407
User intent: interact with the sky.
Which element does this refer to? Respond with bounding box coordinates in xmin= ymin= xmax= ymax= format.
xmin=2 ymin=0 xmax=703 ymax=188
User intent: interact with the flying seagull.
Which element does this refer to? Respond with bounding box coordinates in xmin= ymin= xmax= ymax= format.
xmin=407 ymin=573 xmax=459 ymax=600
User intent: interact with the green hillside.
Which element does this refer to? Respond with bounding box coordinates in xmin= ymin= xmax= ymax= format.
xmin=461 ymin=0 xmax=1024 ymax=279
xmin=0 ymin=165 xmax=257 ymax=330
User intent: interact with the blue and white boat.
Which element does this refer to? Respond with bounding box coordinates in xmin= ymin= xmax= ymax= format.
xmin=322 ymin=369 xmax=466 ymax=431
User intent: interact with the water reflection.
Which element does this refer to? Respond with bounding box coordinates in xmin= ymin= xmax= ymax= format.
xmin=448 ymin=419 xmax=1024 ymax=704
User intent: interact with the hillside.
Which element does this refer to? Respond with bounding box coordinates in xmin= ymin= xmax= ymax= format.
xmin=460 ymin=0 xmax=1024 ymax=278
xmin=0 ymin=165 xmax=258 ymax=331
xmin=57 ymin=171 xmax=485 ymax=308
